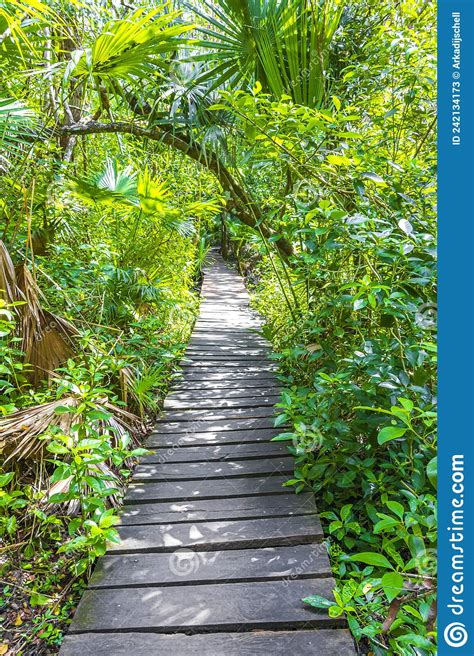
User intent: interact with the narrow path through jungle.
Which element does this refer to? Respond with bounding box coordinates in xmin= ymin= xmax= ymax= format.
xmin=59 ymin=253 xmax=356 ymax=655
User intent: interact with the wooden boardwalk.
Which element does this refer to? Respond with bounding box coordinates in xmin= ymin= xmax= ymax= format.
xmin=60 ymin=255 xmax=356 ymax=655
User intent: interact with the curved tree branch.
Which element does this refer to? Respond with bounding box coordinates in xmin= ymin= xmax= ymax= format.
xmin=60 ymin=120 xmax=294 ymax=259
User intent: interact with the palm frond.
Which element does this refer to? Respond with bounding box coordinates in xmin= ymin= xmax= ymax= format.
xmin=66 ymin=5 xmax=193 ymax=89
xmin=187 ymin=0 xmax=344 ymax=107
xmin=0 ymin=97 xmax=36 ymax=165
xmin=120 ymin=364 xmax=165 ymax=417
xmin=67 ymin=158 xmax=138 ymax=206
xmin=0 ymin=395 xmax=144 ymax=463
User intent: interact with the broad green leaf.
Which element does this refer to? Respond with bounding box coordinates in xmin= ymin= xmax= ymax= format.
xmin=427 ymin=457 xmax=437 ymax=488
xmin=349 ymin=552 xmax=393 ymax=569
xmin=0 ymin=472 xmax=14 ymax=487
xmin=303 ymin=594 xmax=333 ymax=609
xmin=381 ymin=571 xmax=403 ymax=602
xmin=377 ymin=426 xmax=407 ymax=445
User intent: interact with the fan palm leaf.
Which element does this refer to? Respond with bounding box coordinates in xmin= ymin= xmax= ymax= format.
xmin=66 ymin=5 xmax=194 ymax=90
xmin=187 ymin=0 xmax=343 ymax=108
xmin=0 ymin=97 xmax=36 ymax=164
xmin=67 ymin=158 xmax=138 ymax=206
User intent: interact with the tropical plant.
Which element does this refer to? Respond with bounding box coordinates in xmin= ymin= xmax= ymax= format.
xmin=188 ymin=0 xmax=344 ymax=107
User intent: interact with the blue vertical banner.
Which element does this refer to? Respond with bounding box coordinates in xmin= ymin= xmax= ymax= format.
xmin=438 ymin=1 xmax=474 ymax=653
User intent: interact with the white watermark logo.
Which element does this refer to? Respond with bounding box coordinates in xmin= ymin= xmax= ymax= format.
xmin=444 ymin=622 xmax=468 ymax=648
xmin=169 ymin=549 xmax=201 ymax=576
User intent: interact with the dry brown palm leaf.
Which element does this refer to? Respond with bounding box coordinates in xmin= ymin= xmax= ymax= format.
xmin=15 ymin=264 xmax=79 ymax=383
xmin=0 ymin=239 xmax=18 ymax=302
xmin=0 ymin=241 xmax=80 ymax=383
xmin=0 ymin=397 xmax=78 ymax=462
xmin=0 ymin=395 xmax=145 ymax=463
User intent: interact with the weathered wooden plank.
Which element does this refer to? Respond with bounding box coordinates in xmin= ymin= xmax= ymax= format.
xmin=125 ymin=474 xmax=289 ymax=503
xmin=164 ymin=394 xmax=281 ymax=410
xmin=141 ymin=441 xmax=288 ymax=462
xmin=132 ymin=457 xmax=293 ymax=481
xmin=61 ymin=629 xmax=356 ymax=656
xmin=155 ymin=416 xmax=279 ymax=433
xmin=166 ymin=387 xmax=281 ymax=400
xmin=175 ymin=372 xmax=280 ymax=383
xmin=179 ymin=362 xmax=277 ymax=371
xmin=159 ymin=406 xmax=275 ymax=422
xmin=68 ymin=578 xmax=340 ymax=633
xmin=119 ymin=493 xmax=317 ymax=525
xmin=191 ymin=328 xmax=265 ymax=337
xmin=193 ymin=320 xmax=260 ymax=326
xmin=183 ymin=352 xmax=269 ymax=360
xmin=89 ymin=543 xmax=331 ymax=588
xmin=189 ymin=339 xmax=269 ymax=349
xmin=172 ymin=377 xmax=280 ymax=390
xmin=187 ymin=345 xmax=269 ymax=353
xmin=186 ymin=344 xmax=268 ymax=352
xmin=112 ymin=515 xmax=323 ymax=553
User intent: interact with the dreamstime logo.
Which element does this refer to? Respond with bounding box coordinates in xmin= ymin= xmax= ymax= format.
xmin=444 ymin=622 xmax=468 ymax=648
xmin=169 ymin=549 xmax=201 ymax=577
xmin=414 ymin=548 xmax=437 ymax=577
xmin=415 ymin=302 xmax=437 ymax=330
xmin=168 ymin=549 xmax=222 ymax=577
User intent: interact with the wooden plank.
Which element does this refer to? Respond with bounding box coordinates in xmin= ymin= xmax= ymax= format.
xmin=132 ymin=457 xmax=293 ymax=481
xmin=193 ymin=323 xmax=261 ymax=330
xmin=112 ymin=515 xmax=323 ymax=553
xmin=125 ymin=475 xmax=290 ymax=503
xmin=89 ymin=543 xmax=331 ymax=588
xmin=119 ymin=493 xmax=317 ymax=525
xmin=141 ymin=441 xmax=289 ymax=462
xmin=164 ymin=394 xmax=281 ymax=409
xmin=172 ymin=376 xmax=280 ymax=389
xmin=191 ymin=329 xmax=265 ymax=337
xmin=155 ymin=417 xmax=279 ymax=433
xmin=159 ymin=406 xmax=275 ymax=422
xmin=67 ymin=578 xmax=340 ymax=633
xmin=186 ymin=345 xmax=269 ymax=352
xmin=61 ymin=629 xmax=356 ymax=656
xmin=175 ymin=372 xmax=279 ymax=382
xmin=179 ymin=349 xmax=269 ymax=358
xmin=189 ymin=341 xmax=269 ymax=350
xmin=166 ymin=387 xmax=280 ymax=400
xmin=179 ymin=362 xmax=277 ymax=370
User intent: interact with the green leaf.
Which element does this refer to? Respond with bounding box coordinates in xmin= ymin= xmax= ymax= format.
xmin=54 ymin=405 xmax=73 ymax=415
xmin=303 ymin=594 xmax=334 ymax=609
xmin=349 ymin=552 xmax=393 ymax=569
xmin=386 ymin=500 xmax=405 ymax=519
xmin=329 ymin=605 xmax=343 ymax=617
xmin=397 ymin=634 xmax=434 ymax=649
xmin=361 ymin=171 xmax=387 ymax=185
xmin=30 ymin=592 xmax=52 ymax=607
xmin=0 ymin=472 xmax=14 ymax=487
xmin=340 ymin=504 xmax=352 ymax=521
xmin=377 ymin=426 xmax=407 ymax=445
xmin=381 ymin=571 xmax=403 ymax=602
xmin=271 ymin=432 xmax=296 ymax=441
xmin=427 ymin=456 xmax=437 ymax=488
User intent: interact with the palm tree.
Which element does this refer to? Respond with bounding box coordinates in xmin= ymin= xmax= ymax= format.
xmin=187 ymin=0 xmax=344 ymax=108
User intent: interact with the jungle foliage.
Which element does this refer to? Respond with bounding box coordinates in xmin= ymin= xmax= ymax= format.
xmin=0 ymin=1 xmax=436 ymax=654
